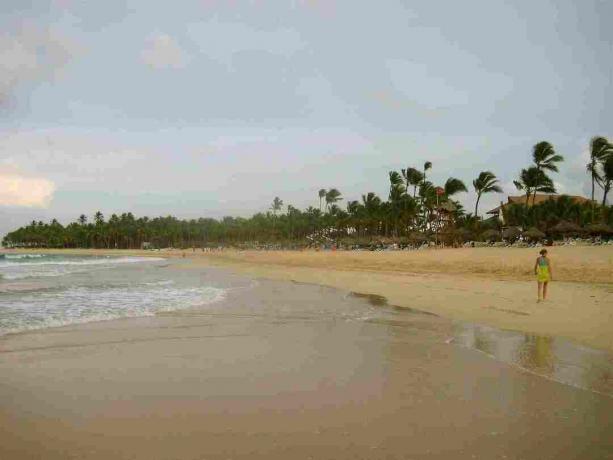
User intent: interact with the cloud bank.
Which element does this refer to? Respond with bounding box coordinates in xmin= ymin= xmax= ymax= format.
xmin=0 ymin=170 xmax=56 ymax=208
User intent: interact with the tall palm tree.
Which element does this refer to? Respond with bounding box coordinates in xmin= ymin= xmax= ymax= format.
xmin=473 ymin=171 xmax=502 ymax=217
xmin=531 ymin=141 xmax=563 ymax=205
xmin=601 ymin=155 xmax=613 ymax=206
xmin=420 ymin=162 xmax=432 ymax=229
xmin=388 ymin=171 xmax=404 ymax=197
xmin=271 ymin=197 xmax=283 ymax=216
xmin=514 ymin=167 xmax=555 ymax=211
xmin=586 ymin=137 xmax=613 ymax=201
xmin=325 ymin=188 xmax=342 ymax=212
xmin=361 ymin=192 xmax=382 ymax=235
xmin=318 ymin=189 xmax=327 ymax=212
xmin=401 ymin=167 xmax=424 ymax=197
xmin=78 ymin=214 xmax=87 ymax=225
xmin=423 ymin=161 xmax=432 ymax=187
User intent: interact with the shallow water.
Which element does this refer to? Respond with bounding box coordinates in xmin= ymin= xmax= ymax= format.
xmin=0 ymin=254 xmax=225 ymax=335
xmin=351 ymin=288 xmax=612 ymax=397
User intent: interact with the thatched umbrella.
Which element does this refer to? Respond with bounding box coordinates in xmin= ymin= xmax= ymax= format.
xmin=457 ymin=228 xmax=475 ymax=242
xmin=439 ymin=228 xmax=458 ymax=245
xmin=584 ymin=223 xmax=613 ymax=236
xmin=408 ymin=232 xmax=428 ymax=244
xmin=523 ymin=227 xmax=546 ymax=241
xmin=550 ymin=221 xmax=584 ymax=237
xmin=502 ymin=227 xmax=521 ymax=241
xmin=481 ymin=229 xmax=501 ymax=242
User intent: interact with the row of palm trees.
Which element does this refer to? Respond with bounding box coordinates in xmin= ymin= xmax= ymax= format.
xmin=3 ymin=137 xmax=613 ymax=249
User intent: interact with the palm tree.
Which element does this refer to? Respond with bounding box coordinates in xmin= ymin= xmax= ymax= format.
xmin=318 ymin=189 xmax=327 ymax=212
xmin=443 ymin=177 xmax=467 ymax=198
xmin=401 ymin=167 xmax=424 ymax=197
xmin=601 ymin=155 xmax=613 ymax=206
xmin=423 ymin=161 xmax=432 ymax=187
xmin=361 ymin=192 xmax=382 ymax=235
xmin=325 ymin=188 xmax=342 ymax=212
xmin=586 ymin=137 xmax=612 ymax=202
xmin=388 ymin=171 xmax=404 ymax=196
xmin=473 ymin=171 xmax=502 ymax=217
xmin=420 ymin=162 xmax=432 ymax=229
xmin=514 ymin=167 xmax=555 ymax=211
xmin=416 ymin=181 xmax=436 ymax=231
xmin=271 ymin=197 xmax=283 ymax=216
xmin=78 ymin=214 xmax=87 ymax=225
xmin=94 ymin=211 xmax=104 ymax=226
xmin=531 ymin=141 xmax=563 ymax=205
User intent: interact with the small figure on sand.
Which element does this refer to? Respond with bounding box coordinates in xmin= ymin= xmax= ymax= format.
xmin=534 ymin=249 xmax=552 ymax=303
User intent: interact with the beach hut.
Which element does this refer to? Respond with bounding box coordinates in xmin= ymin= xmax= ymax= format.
xmin=486 ymin=194 xmax=592 ymax=225
xmin=408 ymin=232 xmax=428 ymax=247
xmin=584 ymin=223 xmax=612 ymax=237
xmin=480 ymin=229 xmax=501 ymax=242
xmin=550 ymin=221 xmax=584 ymax=238
xmin=523 ymin=227 xmax=546 ymax=242
xmin=502 ymin=227 xmax=521 ymax=242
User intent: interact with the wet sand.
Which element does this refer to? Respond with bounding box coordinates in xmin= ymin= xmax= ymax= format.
xmin=191 ymin=246 xmax=613 ymax=352
xmin=1 ymin=264 xmax=612 ymax=459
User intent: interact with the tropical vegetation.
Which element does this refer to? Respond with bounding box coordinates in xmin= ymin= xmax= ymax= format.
xmin=3 ymin=138 xmax=613 ymax=249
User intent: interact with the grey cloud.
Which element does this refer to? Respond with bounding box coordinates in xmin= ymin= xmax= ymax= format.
xmin=0 ymin=23 xmax=80 ymax=105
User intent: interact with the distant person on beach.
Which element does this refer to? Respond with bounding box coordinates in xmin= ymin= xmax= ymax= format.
xmin=534 ymin=249 xmax=552 ymax=302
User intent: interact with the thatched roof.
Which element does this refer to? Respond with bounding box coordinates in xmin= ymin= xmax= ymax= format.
xmin=487 ymin=194 xmax=592 ymax=215
xmin=408 ymin=232 xmax=428 ymax=243
xmin=457 ymin=228 xmax=475 ymax=240
xmin=523 ymin=227 xmax=546 ymax=240
xmin=550 ymin=221 xmax=583 ymax=235
xmin=481 ymin=229 xmax=501 ymax=241
xmin=502 ymin=227 xmax=521 ymax=239
xmin=584 ymin=223 xmax=613 ymax=236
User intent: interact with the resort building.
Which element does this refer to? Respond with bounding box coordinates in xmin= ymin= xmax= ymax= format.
xmin=486 ymin=194 xmax=592 ymax=225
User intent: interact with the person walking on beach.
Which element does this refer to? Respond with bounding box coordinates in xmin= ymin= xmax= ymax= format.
xmin=534 ymin=249 xmax=552 ymax=302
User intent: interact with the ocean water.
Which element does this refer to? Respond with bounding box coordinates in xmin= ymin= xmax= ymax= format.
xmin=0 ymin=254 xmax=226 ymax=336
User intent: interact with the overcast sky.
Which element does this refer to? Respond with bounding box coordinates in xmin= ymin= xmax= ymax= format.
xmin=1 ymin=0 xmax=612 ymax=236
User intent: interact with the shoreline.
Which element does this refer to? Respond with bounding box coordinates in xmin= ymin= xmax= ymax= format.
xmin=3 ymin=246 xmax=613 ymax=351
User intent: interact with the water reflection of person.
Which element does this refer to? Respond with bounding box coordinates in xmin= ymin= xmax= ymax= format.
xmin=519 ymin=335 xmax=554 ymax=374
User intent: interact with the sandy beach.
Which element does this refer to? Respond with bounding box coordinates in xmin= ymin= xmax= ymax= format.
xmin=195 ymin=246 xmax=613 ymax=352
xmin=1 ymin=247 xmax=612 ymax=459
xmin=10 ymin=245 xmax=611 ymax=351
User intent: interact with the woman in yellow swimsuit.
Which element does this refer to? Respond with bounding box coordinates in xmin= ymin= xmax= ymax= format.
xmin=534 ymin=249 xmax=552 ymax=302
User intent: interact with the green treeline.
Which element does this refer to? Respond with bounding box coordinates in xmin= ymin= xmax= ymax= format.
xmin=3 ymin=138 xmax=613 ymax=249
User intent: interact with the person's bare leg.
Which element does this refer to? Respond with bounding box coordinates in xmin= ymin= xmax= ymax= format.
xmin=543 ymin=282 xmax=548 ymax=301
xmin=537 ymin=282 xmax=542 ymax=302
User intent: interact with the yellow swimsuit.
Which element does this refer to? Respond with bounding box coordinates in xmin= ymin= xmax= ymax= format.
xmin=536 ymin=256 xmax=550 ymax=282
